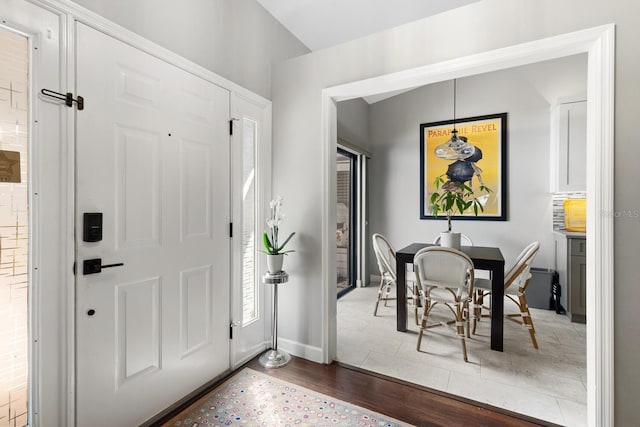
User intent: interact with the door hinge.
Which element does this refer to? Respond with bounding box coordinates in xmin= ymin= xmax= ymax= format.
xmin=230 ymin=321 xmax=240 ymax=339
xmin=229 ymin=222 xmax=233 ymax=238
xmin=229 ymin=118 xmax=239 ymax=136
xmin=41 ymin=88 xmax=84 ymax=110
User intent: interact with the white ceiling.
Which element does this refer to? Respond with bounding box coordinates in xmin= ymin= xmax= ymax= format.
xmin=255 ymin=0 xmax=480 ymax=51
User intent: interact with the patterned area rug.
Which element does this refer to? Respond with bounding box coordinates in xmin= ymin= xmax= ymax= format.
xmin=165 ymin=367 xmax=412 ymax=426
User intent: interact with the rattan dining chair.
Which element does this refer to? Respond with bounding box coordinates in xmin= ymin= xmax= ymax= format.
xmin=414 ymin=246 xmax=475 ymax=362
xmin=372 ymin=233 xmax=419 ymax=323
xmin=432 ymin=234 xmax=491 ymax=281
xmin=473 ymin=241 xmax=541 ymax=348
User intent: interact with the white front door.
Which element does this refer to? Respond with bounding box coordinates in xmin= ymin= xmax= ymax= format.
xmin=75 ymin=23 xmax=231 ymax=426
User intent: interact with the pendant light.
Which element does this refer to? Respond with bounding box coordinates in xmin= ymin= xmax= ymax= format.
xmin=434 ymin=79 xmax=476 ymax=160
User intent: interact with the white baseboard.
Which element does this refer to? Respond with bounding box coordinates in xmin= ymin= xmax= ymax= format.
xmin=278 ymin=338 xmax=324 ymax=364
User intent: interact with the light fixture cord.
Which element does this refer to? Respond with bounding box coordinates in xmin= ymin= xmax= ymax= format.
xmin=453 ymin=79 xmax=457 ymax=132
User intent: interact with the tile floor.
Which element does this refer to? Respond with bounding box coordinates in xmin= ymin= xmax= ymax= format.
xmin=336 ymin=286 xmax=587 ymax=426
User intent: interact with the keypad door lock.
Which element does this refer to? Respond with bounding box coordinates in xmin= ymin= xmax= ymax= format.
xmin=83 ymin=258 xmax=124 ymax=275
xmin=83 ymin=213 xmax=103 ymax=242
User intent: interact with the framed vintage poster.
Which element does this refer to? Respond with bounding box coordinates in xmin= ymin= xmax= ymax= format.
xmin=419 ymin=113 xmax=507 ymax=221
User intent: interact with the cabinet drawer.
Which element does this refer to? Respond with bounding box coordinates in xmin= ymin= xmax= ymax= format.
xmin=569 ymin=238 xmax=586 ymax=256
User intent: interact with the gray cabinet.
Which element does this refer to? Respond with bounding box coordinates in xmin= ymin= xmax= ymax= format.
xmin=554 ymin=233 xmax=586 ymax=323
xmin=568 ymin=237 xmax=587 ymax=323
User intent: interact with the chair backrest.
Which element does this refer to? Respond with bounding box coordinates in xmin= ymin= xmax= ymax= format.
xmin=372 ymin=233 xmax=396 ymax=280
xmin=433 ymin=233 xmax=474 ymax=246
xmin=413 ymin=246 xmax=474 ymax=291
xmin=504 ymin=241 xmax=540 ymax=292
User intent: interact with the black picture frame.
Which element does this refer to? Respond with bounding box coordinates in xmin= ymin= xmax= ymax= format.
xmin=419 ymin=113 xmax=508 ymax=221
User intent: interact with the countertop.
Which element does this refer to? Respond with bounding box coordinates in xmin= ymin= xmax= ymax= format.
xmin=553 ymin=229 xmax=586 ymax=238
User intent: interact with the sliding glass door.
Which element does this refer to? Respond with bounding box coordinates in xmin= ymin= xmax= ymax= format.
xmin=336 ymin=148 xmax=357 ymax=297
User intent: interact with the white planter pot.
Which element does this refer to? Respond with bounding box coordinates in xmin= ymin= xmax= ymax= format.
xmin=440 ymin=231 xmax=461 ymax=250
xmin=266 ymin=254 xmax=284 ymax=274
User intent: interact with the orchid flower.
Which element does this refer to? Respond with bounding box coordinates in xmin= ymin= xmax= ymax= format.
xmin=262 ymin=196 xmax=295 ymax=255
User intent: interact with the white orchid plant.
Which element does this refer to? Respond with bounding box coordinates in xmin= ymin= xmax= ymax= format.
xmin=262 ymin=196 xmax=296 ymax=255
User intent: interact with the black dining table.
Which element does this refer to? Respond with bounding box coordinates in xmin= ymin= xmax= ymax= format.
xmin=396 ymin=243 xmax=506 ymax=351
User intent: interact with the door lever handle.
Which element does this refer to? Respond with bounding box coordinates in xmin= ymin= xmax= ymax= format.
xmin=83 ymin=258 xmax=125 ymax=275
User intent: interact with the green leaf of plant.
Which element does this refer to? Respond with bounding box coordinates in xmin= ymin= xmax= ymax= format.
xmin=263 ymin=232 xmax=274 ymax=254
xmin=480 ymin=184 xmax=493 ymax=194
xmin=445 ymin=197 xmax=454 ymax=211
xmin=434 ymin=175 xmax=445 ymax=189
xmin=276 ymin=232 xmax=296 ymax=252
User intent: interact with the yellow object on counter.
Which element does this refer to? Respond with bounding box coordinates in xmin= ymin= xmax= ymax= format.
xmin=564 ymin=199 xmax=587 ymax=232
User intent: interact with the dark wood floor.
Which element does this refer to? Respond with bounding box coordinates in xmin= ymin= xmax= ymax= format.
xmin=146 ymin=355 xmax=560 ymax=427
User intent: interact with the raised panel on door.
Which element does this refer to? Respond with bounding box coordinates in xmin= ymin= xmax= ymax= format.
xmin=180 ymin=139 xmax=212 ymax=240
xmin=75 ymin=23 xmax=230 ymax=426
xmin=180 ymin=266 xmax=213 ymax=357
xmin=116 ymin=125 xmax=162 ymax=247
xmin=116 ymin=277 xmax=161 ymax=385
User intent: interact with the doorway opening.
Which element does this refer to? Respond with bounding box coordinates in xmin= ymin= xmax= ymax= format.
xmin=322 ymin=25 xmax=614 ymax=426
xmin=0 ymin=26 xmax=30 ymax=427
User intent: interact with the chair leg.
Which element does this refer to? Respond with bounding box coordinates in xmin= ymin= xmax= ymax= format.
xmin=518 ymin=291 xmax=538 ymax=349
xmin=416 ymin=296 xmax=431 ymax=351
xmin=412 ymin=283 xmax=422 ymax=326
xmin=383 ymin=283 xmax=390 ymax=307
xmin=416 ymin=308 xmax=427 ymax=351
xmin=460 ymin=335 xmax=468 ymax=363
xmin=472 ymin=290 xmax=483 ymax=335
xmin=464 ymin=300 xmax=471 ymax=339
xmin=373 ymin=276 xmax=385 ymax=316
xmin=456 ymin=302 xmax=468 ymax=362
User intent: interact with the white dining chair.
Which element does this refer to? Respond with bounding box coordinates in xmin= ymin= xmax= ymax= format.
xmin=372 ymin=233 xmax=419 ymax=323
xmin=414 ymin=246 xmax=475 ymax=362
xmin=433 ymin=234 xmax=490 ymax=281
xmin=473 ymin=241 xmax=541 ymax=348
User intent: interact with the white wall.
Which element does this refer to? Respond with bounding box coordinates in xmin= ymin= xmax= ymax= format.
xmin=271 ymin=0 xmax=639 ymax=423
xmin=72 ymin=0 xmax=309 ymax=99
xmin=337 ymin=98 xmax=370 ymax=151
xmin=367 ymin=59 xmax=586 ymax=273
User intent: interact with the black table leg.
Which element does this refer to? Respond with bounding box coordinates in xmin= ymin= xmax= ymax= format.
xmin=396 ymin=257 xmax=407 ymax=332
xmin=490 ymin=266 xmax=505 ymax=351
